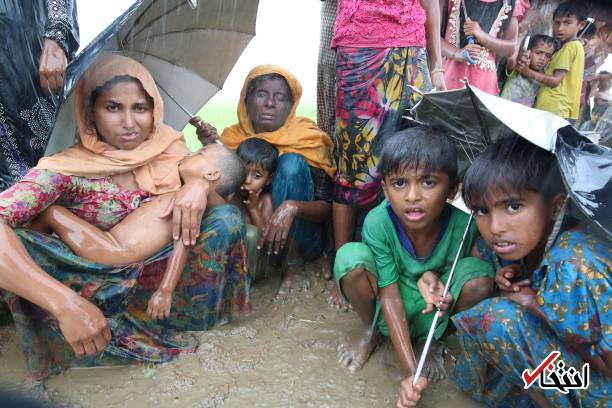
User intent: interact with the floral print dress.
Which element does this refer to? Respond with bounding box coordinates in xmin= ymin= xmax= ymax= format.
xmin=451 ymin=228 xmax=611 ymax=407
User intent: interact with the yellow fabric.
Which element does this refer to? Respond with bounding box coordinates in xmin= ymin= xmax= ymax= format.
xmin=535 ymin=40 xmax=584 ymax=120
xmin=37 ymin=55 xmax=189 ymax=195
xmin=221 ymin=65 xmax=336 ymax=178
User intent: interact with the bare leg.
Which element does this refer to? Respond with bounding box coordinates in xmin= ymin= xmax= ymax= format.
xmin=337 ymin=268 xmax=381 ymax=372
xmin=277 ymin=239 xmax=310 ymax=296
xmin=453 ymin=277 xmax=494 ymax=313
xmin=35 ymin=205 xmax=132 ymax=265
xmin=328 ymin=202 xmax=356 ymax=309
xmin=413 ymin=339 xmax=447 ymax=383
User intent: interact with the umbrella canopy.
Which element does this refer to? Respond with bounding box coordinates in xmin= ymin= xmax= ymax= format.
xmin=411 ymin=84 xmax=611 ymax=241
xmin=46 ymin=0 xmax=259 ymax=154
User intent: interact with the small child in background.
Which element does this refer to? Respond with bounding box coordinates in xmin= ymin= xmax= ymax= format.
xmin=580 ymin=102 xmax=607 ymax=132
xmin=530 ymin=1 xmax=586 ymax=123
xmin=501 ymin=35 xmax=557 ymax=107
xmin=235 ymin=138 xmax=278 ymax=280
xmin=333 ymin=127 xmax=495 ymax=406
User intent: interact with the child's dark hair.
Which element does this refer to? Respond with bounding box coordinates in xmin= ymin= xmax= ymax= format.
xmin=236 ymin=137 xmax=279 ymax=173
xmin=529 ymin=34 xmax=558 ymax=52
xmin=553 ymin=1 xmax=588 ymax=22
xmin=462 ymin=135 xmax=564 ymax=209
xmin=378 ymin=126 xmax=458 ymax=181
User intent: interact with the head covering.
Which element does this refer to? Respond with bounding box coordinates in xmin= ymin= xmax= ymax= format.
xmin=221 ymin=65 xmax=336 ymax=178
xmin=36 ymin=55 xmax=189 ymax=195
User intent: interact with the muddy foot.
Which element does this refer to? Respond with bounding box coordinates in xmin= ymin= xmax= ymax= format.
xmin=313 ymin=253 xmax=333 ymax=280
xmin=326 ymin=286 xmax=352 ymax=312
xmin=337 ymin=330 xmax=379 ymax=372
xmin=414 ymin=340 xmax=447 ymax=383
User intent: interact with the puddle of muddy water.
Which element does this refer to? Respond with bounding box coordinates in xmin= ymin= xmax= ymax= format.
xmin=0 ymin=263 xmax=483 ymax=407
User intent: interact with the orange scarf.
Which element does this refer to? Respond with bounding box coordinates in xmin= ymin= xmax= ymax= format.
xmin=221 ymin=65 xmax=336 ymax=178
xmin=36 ymin=55 xmax=189 ymax=195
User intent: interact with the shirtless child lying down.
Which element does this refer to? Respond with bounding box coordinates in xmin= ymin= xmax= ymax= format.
xmin=31 ymin=144 xmax=246 ymax=319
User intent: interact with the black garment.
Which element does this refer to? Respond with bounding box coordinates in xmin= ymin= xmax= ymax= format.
xmin=0 ymin=0 xmax=79 ymax=190
xmin=309 ymin=165 xmax=334 ymax=203
xmin=453 ymin=0 xmax=516 ymax=48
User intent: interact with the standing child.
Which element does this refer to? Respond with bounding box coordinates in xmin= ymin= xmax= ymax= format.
xmin=235 ymin=138 xmax=277 ymax=281
xmin=501 ymin=34 xmax=557 ymax=107
xmin=334 ymin=127 xmax=495 ymax=406
xmin=530 ymin=1 xmax=586 ymax=123
xmin=452 ymin=135 xmax=611 ymax=407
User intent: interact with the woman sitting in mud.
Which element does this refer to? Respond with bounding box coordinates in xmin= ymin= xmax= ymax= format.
xmin=202 ymin=65 xmax=336 ymax=294
xmin=0 ymin=55 xmax=251 ymax=380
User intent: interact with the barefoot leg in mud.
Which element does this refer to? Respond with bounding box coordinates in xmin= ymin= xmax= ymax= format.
xmin=277 ymin=241 xmax=311 ymax=296
xmin=413 ymin=339 xmax=446 ymax=383
xmin=336 ymin=267 xmax=380 ymax=371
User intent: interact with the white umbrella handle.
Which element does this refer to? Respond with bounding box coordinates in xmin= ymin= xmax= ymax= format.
xmin=412 ymin=212 xmax=475 ymax=385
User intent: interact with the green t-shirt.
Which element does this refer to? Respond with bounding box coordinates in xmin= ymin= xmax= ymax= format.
xmin=535 ymin=39 xmax=584 ymax=120
xmin=362 ymin=201 xmax=493 ymax=340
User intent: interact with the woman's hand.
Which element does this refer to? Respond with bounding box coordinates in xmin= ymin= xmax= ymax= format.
xmin=417 ymin=271 xmax=453 ymax=316
xmin=189 ymin=116 xmax=219 ymax=146
xmin=258 ymin=200 xmax=299 ymax=255
xmin=464 ymin=20 xmax=485 ymax=41
xmin=396 ymin=375 xmax=428 ymax=407
xmin=160 ymin=179 xmax=209 ymax=246
xmin=455 ymin=43 xmax=484 ymax=62
xmin=39 ymin=39 xmax=67 ymax=95
xmin=147 ymin=289 xmax=172 ymax=320
xmin=56 ymin=296 xmax=111 ymax=358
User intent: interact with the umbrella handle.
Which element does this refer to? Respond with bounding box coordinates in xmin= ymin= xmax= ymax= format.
xmin=463 ymin=36 xmax=477 ymax=65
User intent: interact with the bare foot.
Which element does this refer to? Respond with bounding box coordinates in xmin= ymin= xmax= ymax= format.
xmin=414 ymin=340 xmax=447 ymax=383
xmin=326 ymin=286 xmax=352 ymax=312
xmin=337 ymin=328 xmax=380 ymax=372
xmin=277 ymin=263 xmax=310 ymax=296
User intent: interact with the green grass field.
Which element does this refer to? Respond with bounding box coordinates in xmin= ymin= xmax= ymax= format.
xmin=181 ymin=103 xmax=316 ymax=151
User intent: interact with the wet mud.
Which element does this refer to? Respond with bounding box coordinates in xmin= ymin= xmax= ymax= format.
xmin=0 ymin=263 xmax=482 ymax=407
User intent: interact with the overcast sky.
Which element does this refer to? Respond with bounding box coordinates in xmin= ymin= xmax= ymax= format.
xmin=76 ymin=0 xmax=321 ymax=105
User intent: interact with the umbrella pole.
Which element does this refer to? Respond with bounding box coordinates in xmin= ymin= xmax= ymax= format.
xmin=156 ymin=82 xmax=195 ymax=118
xmin=412 ymin=212 xmax=475 ymax=385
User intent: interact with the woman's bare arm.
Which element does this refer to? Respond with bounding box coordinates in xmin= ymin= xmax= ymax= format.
xmin=0 ymin=219 xmax=111 ymax=357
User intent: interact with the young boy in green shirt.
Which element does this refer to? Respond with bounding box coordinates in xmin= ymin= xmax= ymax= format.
xmin=333 ymin=127 xmax=494 ymax=406
xmin=526 ymin=1 xmax=586 ymax=123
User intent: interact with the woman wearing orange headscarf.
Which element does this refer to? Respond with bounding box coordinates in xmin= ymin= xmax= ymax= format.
xmin=0 ymin=55 xmax=250 ymax=379
xmin=221 ymin=65 xmax=336 ymax=288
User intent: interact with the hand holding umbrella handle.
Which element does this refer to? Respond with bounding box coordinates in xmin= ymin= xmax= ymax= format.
xmin=463 ymin=36 xmax=477 ymax=65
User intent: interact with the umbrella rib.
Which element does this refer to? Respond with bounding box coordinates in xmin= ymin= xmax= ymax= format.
xmin=123 ymin=2 xmax=186 ymax=41
xmin=123 ymin=27 xmax=256 ymax=45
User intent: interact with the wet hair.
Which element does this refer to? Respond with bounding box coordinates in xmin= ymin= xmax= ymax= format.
xmin=236 ymin=138 xmax=278 ymax=173
xmin=212 ymin=146 xmax=247 ymax=198
xmin=553 ymin=1 xmax=588 ymax=22
xmin=462 ymin=135 xmax=564 ymax=210
xmin=529 ymin=34 xmax=558 ymax=52
xmin=87 ymin=75 xmax=153 ymax=119
xmin=245 ymin=73 xmax=294 ymax=107
xmin=378 ymin=126 xmax=458 ymax=181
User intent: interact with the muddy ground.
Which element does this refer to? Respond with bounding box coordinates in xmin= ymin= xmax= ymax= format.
xmin=0 ymin=263 xmax=483 ymax=407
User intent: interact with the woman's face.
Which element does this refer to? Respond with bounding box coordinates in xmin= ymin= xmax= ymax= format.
xmin=246 ymin=77 xmax=292 ymax=133
xmin=92 ymin=80 xmax=154 ymax=150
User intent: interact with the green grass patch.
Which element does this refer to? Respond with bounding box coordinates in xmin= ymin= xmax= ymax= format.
xmin=181 ymin=103 xmax=316 ymax=151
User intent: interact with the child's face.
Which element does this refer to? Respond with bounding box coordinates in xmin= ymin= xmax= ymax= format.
xmin=242 ymin=163 xmax=271 ymax=195
xmin=553 ymin=15 xmax=584 ymax=43
xmin=382 ymin=167 xmax=455 ymax=235
xmin=529 ymin=42 xmax=555 ymax=71
xmin=473 ymin=190 xmax=554 ymax=262
xmin=591 ymin=112 xmax=602 ymax=125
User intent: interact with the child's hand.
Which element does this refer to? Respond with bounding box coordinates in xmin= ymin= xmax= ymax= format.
xmin=147 ymin=289 xmax=172 ymax=320
xmin=242 ymin=186 xmax=262 ymax=208
xmin=495 ymin=264 xmax=530 ymax=292
xmin=464 ymin=20 xmax=485 ymax=41
xmin=456 ymin=44 xmax=483 ymax=62
xmin=417 ymin=271 xmax=453 ymax=316
xmin=189 ymin=116 xmax=219 ymax=146
xmin=501 ymin=286 xmax=537 ymax=308
xmin=396 ymin=375 xmax=428 ymax=407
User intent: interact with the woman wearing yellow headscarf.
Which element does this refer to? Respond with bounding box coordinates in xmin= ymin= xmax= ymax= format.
xmin=221 ymin=65 xmax=336 ymax=287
